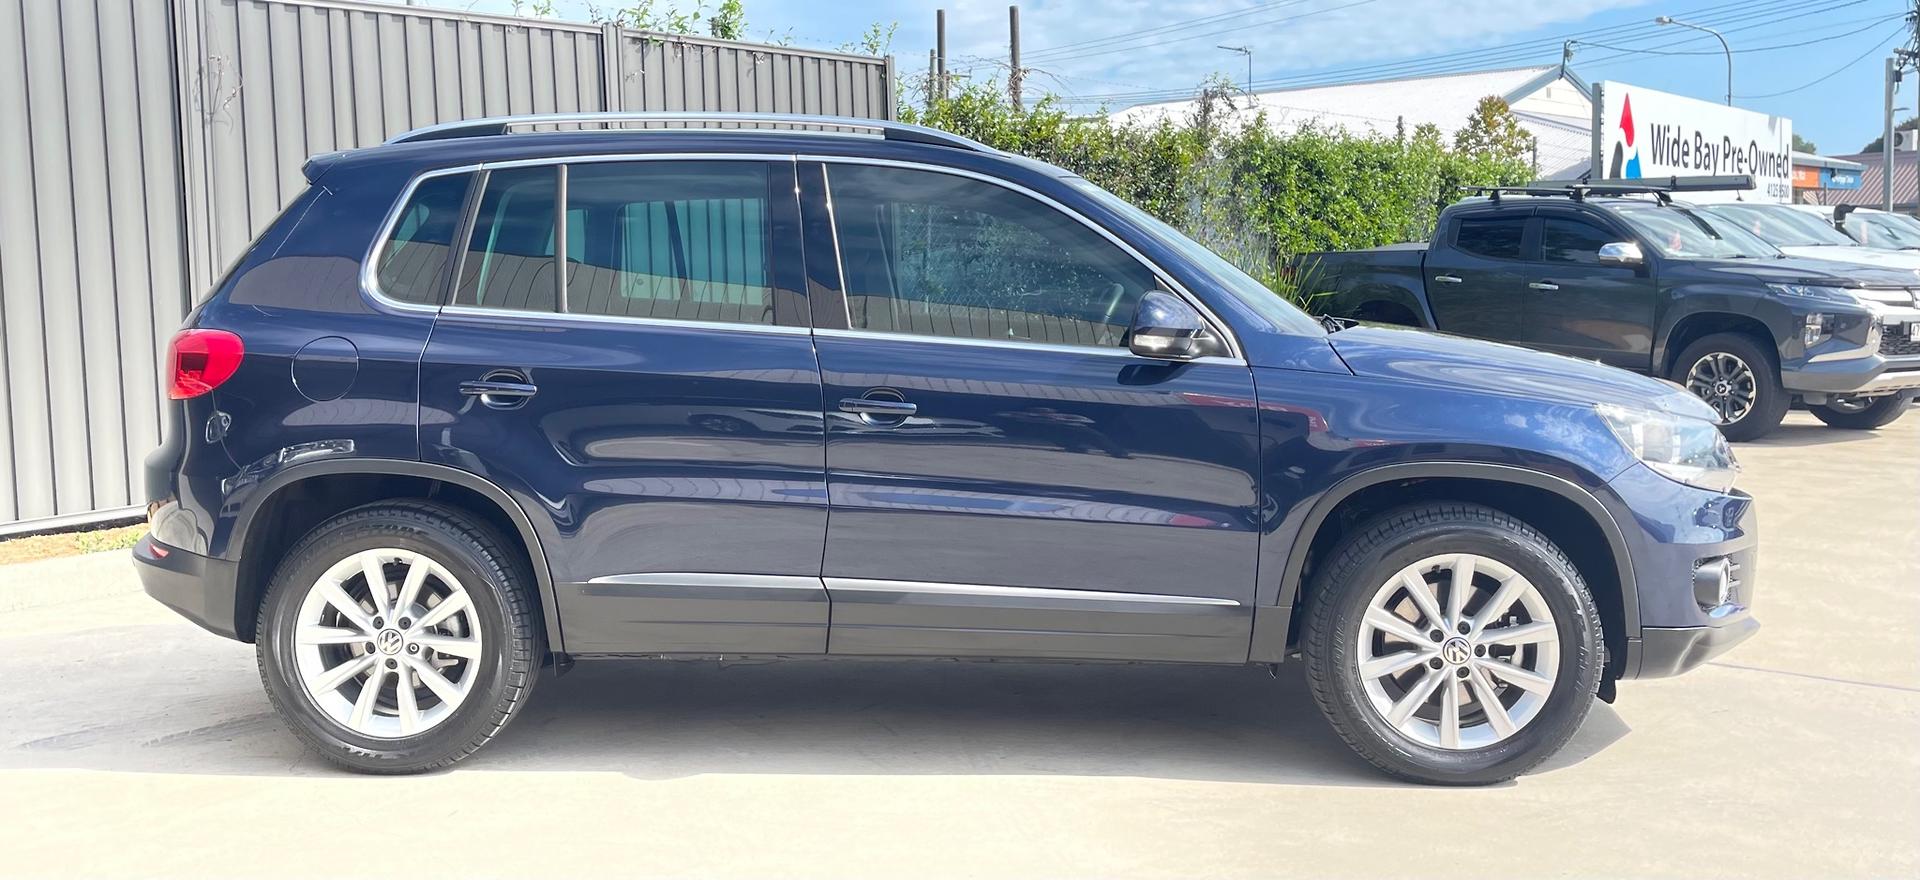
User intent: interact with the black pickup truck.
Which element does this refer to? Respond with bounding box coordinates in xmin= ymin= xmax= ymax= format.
xmin=1303 ymin=187 xmax=1920 ymax=440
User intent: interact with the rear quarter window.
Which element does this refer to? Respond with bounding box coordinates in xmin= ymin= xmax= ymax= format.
xmin=376 ymin=173 xmax=473 ymax=306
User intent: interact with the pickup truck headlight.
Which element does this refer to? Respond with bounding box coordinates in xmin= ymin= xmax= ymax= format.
xmin=1768 ymin=283 xmax=1863 ymax=306
xmin=1595 ymin=403 xmax=1739 ymax=493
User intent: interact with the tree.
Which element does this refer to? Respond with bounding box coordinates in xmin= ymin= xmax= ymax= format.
xmin=1791 ymin=133 xmax=1817 ymax=154
xmin=1453 ymin=96 xmax=1535 ymax=170
xmin=1861 ymin=116 xmax=1919 ymax=153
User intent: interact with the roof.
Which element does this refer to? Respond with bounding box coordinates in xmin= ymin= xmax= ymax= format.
xmin=1815 ymin=151 xmax=1918 ymax=208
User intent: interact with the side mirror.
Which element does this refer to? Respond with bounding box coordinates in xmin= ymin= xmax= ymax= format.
xmin=1597 ymin=241 xmax=1645 ymax=267
xmin=1128 ymin=290 xmax=1225 ymax=361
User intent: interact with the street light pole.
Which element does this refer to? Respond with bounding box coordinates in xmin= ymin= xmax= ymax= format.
xmin=1218 ymin=45 xmax=1252 ymax=108
xmin=1655 ymin=16 xmax=1732 ymax=105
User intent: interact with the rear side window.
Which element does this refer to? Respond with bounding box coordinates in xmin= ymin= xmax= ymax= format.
xmin=564 ymin=161 xmax=775 ymax=325
xmin=455 ymin=166 xmax=559 ymax=312
xmin=824 ymin=163 xmax=1157 ymax=348
xmin=376 ymin=173 xmax=472 ymax=305
xmin=1453 ymin=215 xmax=1526 ymax=260
xmin=1540 ymin=217 xmax=1616 ymax=265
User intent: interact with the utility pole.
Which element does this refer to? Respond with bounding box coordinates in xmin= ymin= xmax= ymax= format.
xmin=927 ymin=49 xmax=938 ymax=111
xmin=936 ymin=9 xmax=948 ymax=101
xmin=1009 ymin=6 xmax=1022 ymax=109
xmin=1888 ymin=56 xmax=1900 ymax=212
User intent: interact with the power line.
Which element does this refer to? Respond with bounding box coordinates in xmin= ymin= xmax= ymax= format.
xmin=1736 ymin=26 xmax=1904 ymax=98
xmin=1023 ymin=0 xmax=1319 ymax=61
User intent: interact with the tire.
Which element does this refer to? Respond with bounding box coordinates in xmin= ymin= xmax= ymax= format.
xmin=1302 ymin=503 xmax=1603 ymax=785
xmin=1809 ymin=392 xmax=1913 ymax=430
xmin=1670 ymin=332 xmax=1788 ymax=442
xmin=256 ymin=500 xmax=543 ymax=774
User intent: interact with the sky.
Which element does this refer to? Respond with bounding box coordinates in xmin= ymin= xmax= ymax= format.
xmin=461 ymin=0 xmax=1913 ymax=155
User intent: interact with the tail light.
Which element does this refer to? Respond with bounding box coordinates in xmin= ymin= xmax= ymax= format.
xmin=166 ymin=329 xmax=245 ymax=399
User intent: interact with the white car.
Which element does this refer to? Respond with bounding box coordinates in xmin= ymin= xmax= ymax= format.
xmin=1698 ymin=202 xmax=1920 ymax=277
xmin=1787 ymin=204 xmax=1920 ymax=251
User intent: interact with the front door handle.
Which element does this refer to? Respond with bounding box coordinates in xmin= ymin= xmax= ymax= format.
xmin=460 ymin=374 xmax=539 ymax=408
xmin=1528 ymin=281 xmax=1560 ymax=291
xmin=1433 ymin=274 xmax=1464 ymax=284
xmin=838 ymin=397 xmax=918 ymax=418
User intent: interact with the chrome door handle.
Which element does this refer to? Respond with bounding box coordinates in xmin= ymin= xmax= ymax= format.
xmin=838 ymin=398 xmax=917 ymax=417
xmin=1528 ymin=281 xmax=1560 ymax=291
xmin=460 ymin=374 xmax=539 ymax=409
xmin=1433 ymin=274 xmax=1464 ymax=284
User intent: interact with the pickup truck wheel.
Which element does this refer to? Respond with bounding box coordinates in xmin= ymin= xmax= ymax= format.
xmin=1671 ymin=333 xmax=1788 ymax=441
xmin=1302 ymin=503 xmax=1602 ymax=785
xmin=256 ymin=501 xmax=543 ymax=774
xmin=1809 ymin=392 xmax=1913 ymax=429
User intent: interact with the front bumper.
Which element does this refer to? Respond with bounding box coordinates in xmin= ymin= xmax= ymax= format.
xmin=1783 ymin=307 xmax=1920 ymax=396
xmin=132 ymin=534 xmax=245 ymax=641
xmin=1627 ymin=617 xmax=1761 ymax=678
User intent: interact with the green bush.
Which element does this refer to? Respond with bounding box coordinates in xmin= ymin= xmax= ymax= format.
xmin=901 ymin=83 xmax=1534 ymax=302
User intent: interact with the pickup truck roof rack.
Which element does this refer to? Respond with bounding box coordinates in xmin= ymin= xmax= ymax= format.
xmin=383 ymin=112 xmax=996 ymax=153
xmin=1465 ymin=174 xmax=1755 ymax=205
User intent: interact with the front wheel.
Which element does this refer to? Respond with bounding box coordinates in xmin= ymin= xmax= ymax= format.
xmin=256 ymin=501 xmax=543 ymax=773
xmin=1670 ymin=333 xmax=1789 ymax=441
xmin=1303 ymin=504 xmax=1603 ymax=785
xmin=1809 ymin=392 xmax=1913 ymax=430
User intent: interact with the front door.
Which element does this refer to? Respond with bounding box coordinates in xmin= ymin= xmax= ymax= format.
xmin=1517 ymin=212 xmax=1658 ymax=370
xmin=1424 ymin=209 xmax=1533 ymax=341
xmin=417 ymin=157 xmax=832 ymax=655
xmin=801 ymin=161 xmax=1261 ymax=663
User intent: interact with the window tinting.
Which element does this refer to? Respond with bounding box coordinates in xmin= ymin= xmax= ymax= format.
xmin=1453 ymin=215 xmax=1527 ymax=260
xmin=564 ymin=162 xmax=774 ymax=324
xmin=825 ymin=164 xmax=1157 ymax=348
xmin=376 ymin=173 xmax=471 ymax=305
xmin=1540 ymin=217 xmax=1616 ymax=265
xmin=454 ymin=166 xmax=559 ymax=312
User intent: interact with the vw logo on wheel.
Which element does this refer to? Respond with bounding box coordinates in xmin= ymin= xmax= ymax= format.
xmin=1441 ymin=637 xmax=1473 ymax=666
xmin=376 ymin=629 xmax=405 ymax=656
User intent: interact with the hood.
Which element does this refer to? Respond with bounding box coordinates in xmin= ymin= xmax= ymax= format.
xmin=1774 ymin=244 xmax=1920 ymax=274
xmin=1327 ymin=326 xmax=1710 ymax=418
xmin=1682 ymin=255 xmax=1920 ymax=290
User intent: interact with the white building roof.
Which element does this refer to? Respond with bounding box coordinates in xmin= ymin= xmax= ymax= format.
xmin=1110 ymin=65 xmax=1596 ymax=178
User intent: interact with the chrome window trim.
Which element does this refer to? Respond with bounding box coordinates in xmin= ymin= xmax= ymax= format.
xmin=436 ymin=304 xmax=813 ymax=337
xmin=805 ymin=155 xmax=1245 ymax=363
xmin=588 ymin=572 xmax=824 ymax=590
xmin=361 ymin=152 xmax=798 ymax=324
xmin=823 ymin=577 xmax=1241 ymax=607
xmin=812 ymin=327 xmax=1242 ymax=364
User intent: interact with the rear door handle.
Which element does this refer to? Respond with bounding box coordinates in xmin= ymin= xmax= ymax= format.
xmin=1528 ymin=281 xmax=1560 ymax=291
xmin=1433 ymin=275 xmax=1463 ymax=284
xmin=460 ymin=375 xmax=539 ymax=408
xmin=838 ymin=398 xmax=917 ymax=417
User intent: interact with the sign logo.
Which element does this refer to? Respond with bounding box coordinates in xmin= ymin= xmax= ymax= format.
xmin=1441 ymin=637 xmax=1472 ymax=666
xmin=1608 ymin=93 xmax=1642 ymax=179
xmin=377 ymin=629 xmax=405 ymax=655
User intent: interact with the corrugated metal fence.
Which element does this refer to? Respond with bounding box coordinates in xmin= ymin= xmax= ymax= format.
xmin=0 ymin=0 xmax=895 ymax=534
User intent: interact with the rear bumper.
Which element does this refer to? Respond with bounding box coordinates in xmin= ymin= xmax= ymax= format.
xmin=1623 ymin=617 xmax=1761 ymax=678
xmin=132 ymin=534 xmax=245 ymax=641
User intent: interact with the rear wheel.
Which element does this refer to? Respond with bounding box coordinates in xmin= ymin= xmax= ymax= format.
xmin=1671 ymin=333 xmax=1788 ymax=441
xmin=1303 ymin=504 xmax=1603 ymax=785
xmin=1809 ymin=392 xmax=1912 ymax=430
xmin=256 ymin=501 xmax=542 ymax=773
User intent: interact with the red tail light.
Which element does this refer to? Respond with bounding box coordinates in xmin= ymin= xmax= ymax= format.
xmin=166 ymin=329 xmax=245 ymax=400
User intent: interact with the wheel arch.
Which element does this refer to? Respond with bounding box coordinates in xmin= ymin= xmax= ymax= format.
xmin=1268 ymin=462 xmax=1638 ymax=674
xmin=227 ymin=459 xmax=564 ymax=651
xmin=1659 ymin=310 xmax=1779 ymax=376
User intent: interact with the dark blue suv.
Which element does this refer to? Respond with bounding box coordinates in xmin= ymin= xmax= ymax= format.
xmin=135 ymin=113 xmax=1757 ymax=784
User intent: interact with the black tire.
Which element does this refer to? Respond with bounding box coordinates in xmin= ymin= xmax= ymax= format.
xmin=1809 ymin=392 xmax=1914 ymax=430
xmin=1670 ymin=332 xmax=1788 ymax=442
xmin=256 ymin=500 xmax=543 ymax=774
xmin=1302 ymin=503 xmax=1603 ymax=785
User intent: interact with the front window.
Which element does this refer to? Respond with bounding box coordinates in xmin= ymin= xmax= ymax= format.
xmin=1698 ymin=204 xmax=1856 ymax=248
xmin=1611 ymin=203 xmax=1780 ymax=260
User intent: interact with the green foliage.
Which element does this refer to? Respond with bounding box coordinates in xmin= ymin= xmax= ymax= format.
xmin=902 ymin=83 xmax=1534 ymax=302
xmin=707 ymin=0 xmax=746 ymax=40
xmin=1453 ymin=96 xmax=1536 ymax=169
xmin=1790 ymin=133 xmax=1817 ymax=154
xmin=839 ymin=21 xmax=897 ymax=57
xmin=1859 ymin=117 xmax=1916 ymax=154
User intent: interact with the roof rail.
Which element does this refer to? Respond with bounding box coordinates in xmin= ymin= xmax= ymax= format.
xmin=1465 ymin=174 xmax=1755 ymax=205
xmin=383 ymin=112 xmax=996 ymax=153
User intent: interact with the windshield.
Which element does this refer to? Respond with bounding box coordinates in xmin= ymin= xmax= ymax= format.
xmin=1063 ymin=177 xmax=1325 ymax=336
xmin=1698 ymin=203 xmax=1857 ymax=247
xmin=1611 ymin=203 xmax=1782 ymax=259
xmin=1846 ymin=211 xmax=1920 ymax=249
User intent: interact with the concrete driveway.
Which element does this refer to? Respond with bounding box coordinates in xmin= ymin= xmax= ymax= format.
xmin=1 ymin=412 xmax=1915 ymax=878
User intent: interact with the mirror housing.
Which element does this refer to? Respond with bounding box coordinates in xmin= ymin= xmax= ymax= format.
xmin=1128 ymin=290 xmax=1225 ymax=361
xmin=1597 ymin=241 xmax=1645 ymax=267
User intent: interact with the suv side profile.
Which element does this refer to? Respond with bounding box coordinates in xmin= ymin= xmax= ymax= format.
xmin=135 ymin=113 xmax=1757 ymax=785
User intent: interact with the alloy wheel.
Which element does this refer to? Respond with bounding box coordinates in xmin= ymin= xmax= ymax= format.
xmin=292 ymin=548 xmax=483 ymax=739
xmin=1685 ymin=352 xmax=1757 ymax=424
xmin=1354 ymin=553 xmax=1560 ymax=750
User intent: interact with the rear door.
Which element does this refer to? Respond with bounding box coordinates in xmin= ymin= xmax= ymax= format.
xmin=1422 ymin=208 xmax=1533 ymax=341
xmin=1517 ymin=209 xmax=1658 ymax=370
xmin=800 ymin=160 xmax=1261 ymax=664
xmin=415 ymin=156 xmax=831 ymax=655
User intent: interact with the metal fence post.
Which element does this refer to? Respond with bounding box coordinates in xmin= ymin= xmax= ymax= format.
xmin=601 ymin=22 xmax=624 ymax=113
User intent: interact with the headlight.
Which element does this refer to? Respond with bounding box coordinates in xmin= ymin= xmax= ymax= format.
xmin=1768 ymin=283 xmax=1863 ymax=306
xmin=1595 ymin=403 xmax=1739 ymax=493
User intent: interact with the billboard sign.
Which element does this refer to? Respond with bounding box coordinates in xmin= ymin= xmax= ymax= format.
xmin=1593 ymin=81 xmax=1794 ymax=203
